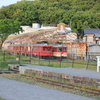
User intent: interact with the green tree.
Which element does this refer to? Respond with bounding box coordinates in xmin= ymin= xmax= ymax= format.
xmin=0 ymin=0 xmax=100 ymax=35
xmin=0 ymin=19 xmax=22 ymax=49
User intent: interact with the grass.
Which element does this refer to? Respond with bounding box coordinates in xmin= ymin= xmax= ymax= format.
xmin=31 ymin=58 xmax=97 ymax=70
xmin=0 ymin=52 xmax=97 ymax=71
xmin=0 ymin=52 xmax=30 ymax=69
xmin=0 ymin=98 xmax=6 ymax=100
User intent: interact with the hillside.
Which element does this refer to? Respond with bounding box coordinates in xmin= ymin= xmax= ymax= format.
xmin=0 ymin=0 xmax=100 ymax=35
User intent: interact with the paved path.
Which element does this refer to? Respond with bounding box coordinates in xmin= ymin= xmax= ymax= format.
xmin=0 ymin=77 xmax=96 ymax=100
xmin=20 ymin=64 xmax=100 ymax=79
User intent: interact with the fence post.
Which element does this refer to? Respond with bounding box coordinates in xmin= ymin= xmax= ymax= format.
xmin=30 ymin=51 xmax=32 ymax=64
xmin=19 ymin=46 xmax=21 ymax=65
xmin=86 ymin=55 xmax=90 ymax=70
xmin=49 ymin=59 xmax=50 ymax=66
xmin=38 ymin=52 xmax=40 ymax=64
xmin=59 ymin=53 xmax=62 ymax=67
xmin=72 ymin=54 xmax=74 ymax=68
xmin=68 ymin=58 xmax=70 ymax=67
xmin=3 ymin=51 xmax=5 ymax=61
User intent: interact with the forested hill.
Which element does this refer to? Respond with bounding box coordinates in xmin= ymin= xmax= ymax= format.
xmin=0 ymin=0 xmax=100 ymax=34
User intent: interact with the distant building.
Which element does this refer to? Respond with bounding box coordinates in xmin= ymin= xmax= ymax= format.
xmin=83 ymin=28 xmax=100 ymax=60
xmin=20 ymin=23 xmax=41 ymax=34
xmin=83 ymin=28 xmax=100 ymax=45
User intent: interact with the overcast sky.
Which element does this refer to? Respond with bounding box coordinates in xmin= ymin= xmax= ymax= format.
xmin=0 ymin=0 xmax=21 ymax=8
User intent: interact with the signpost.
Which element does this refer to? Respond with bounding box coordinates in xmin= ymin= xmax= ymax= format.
xmin=96 ymin=56 xmax=100 ymax=72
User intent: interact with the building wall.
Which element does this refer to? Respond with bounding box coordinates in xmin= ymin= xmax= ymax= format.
xmin=65 ymin=42 xmax=86 ymax=60
xmin=86 ymin=34 xmax=95 ymax=44
xmin=88 ymin=45 xmax=100 ymax=52
xmin=86 ymin=45 xmax=100 ymax=60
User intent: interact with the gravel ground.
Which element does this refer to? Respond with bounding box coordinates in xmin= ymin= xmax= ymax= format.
xmin=0 ymin=77 xmax=97 ymax=100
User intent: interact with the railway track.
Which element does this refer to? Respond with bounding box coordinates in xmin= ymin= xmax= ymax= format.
xmin=3 ymin=74 xmax=100 ymax=96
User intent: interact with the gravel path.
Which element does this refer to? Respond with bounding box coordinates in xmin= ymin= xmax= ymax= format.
xmin=0 ymin=77 xmax=96 ymax=100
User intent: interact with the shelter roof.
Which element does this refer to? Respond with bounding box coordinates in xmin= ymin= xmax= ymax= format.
xmin=84 ymin=28 xmax=100 ymax=34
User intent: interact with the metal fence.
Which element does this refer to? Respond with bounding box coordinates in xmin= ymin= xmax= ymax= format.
xmin=0 ymin=51 xmax=98 ymax=71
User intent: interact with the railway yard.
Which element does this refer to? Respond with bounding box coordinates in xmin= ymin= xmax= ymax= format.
xmin=0 ymin=64 xmax=100 ymax=100
xmin=0 ymin=77 xmax=97 ymax=100
xmin=0 ymin=1 xmax=100 ymax=99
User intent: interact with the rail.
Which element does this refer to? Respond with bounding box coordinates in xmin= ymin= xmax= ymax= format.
xmin=3 ymin=74 xmax=100 ymax=96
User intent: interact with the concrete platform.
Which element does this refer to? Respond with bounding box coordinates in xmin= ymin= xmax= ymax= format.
xmin=19 ymin=64 xmax=100 ymax=79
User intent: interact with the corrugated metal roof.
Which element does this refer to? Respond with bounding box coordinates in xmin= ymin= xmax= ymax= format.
xmin=84 ymin=28 xmax=100 ymax=34
xmin=94 ymin=33 xmax=100 ymax=37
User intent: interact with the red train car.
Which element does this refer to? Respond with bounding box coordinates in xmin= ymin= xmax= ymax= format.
xmin=8 ymin=43 xmax=53 ymax=57
xmin=7 ymin=42 xmax=68 ymax=58
xmin=8 ymin=44 xmax=20 ymax=54
xmin=52 ymin=44 xmax=67 ymax=58
xmin=31 ymin=44 xmax=52 ymax=57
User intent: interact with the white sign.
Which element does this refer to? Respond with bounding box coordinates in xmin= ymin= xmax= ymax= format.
xmin=96 ymin=56 xmax=100 ymax=72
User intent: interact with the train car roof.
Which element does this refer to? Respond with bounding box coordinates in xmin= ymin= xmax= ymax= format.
xmin=33 ymin=43 xmax=52 ymax=46
xmin=8 ymin=44 xmax=67 ymax=47
xmin=8 ymin=43 xmax=52 ymax=46
xmin=52 ymin=44 xmax=67 ymax=47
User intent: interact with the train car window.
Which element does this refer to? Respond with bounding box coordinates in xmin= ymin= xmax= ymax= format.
xmin=43 ymin=47 xmax=46 ymax=51
xmin=32 ymin=47 xmax=39 ymax=50
xmin=53 ymin=48 xmax=57 ymax=51
xmin=64 ymin=48 xmax=66 ymax=51
xmin=58 ymin=48 xmax=62 ymax=51
xmin=32 ymin=47 xmax=34 ymax=50
xmin=53 ymin=48 xmax=55 ymax=51
xmin=43 ymin=47 xmax=51 ymax=51
xmin=47 ymin=47 xmax=51 ymax=51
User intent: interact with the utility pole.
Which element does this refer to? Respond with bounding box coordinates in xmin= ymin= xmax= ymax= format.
xmin=70 ymin=21 xmax=72 ymax=29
